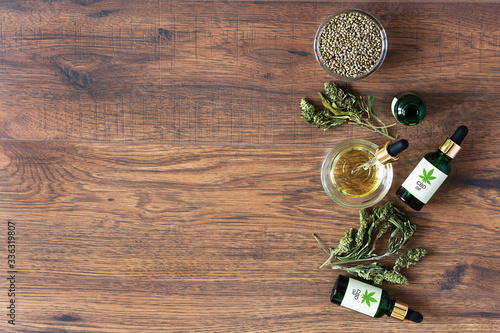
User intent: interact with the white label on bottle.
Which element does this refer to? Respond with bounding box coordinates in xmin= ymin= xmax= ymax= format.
xmin=340 ymin=278 xmax=382 ymax=317
xmin=401 ymin=158 xmax=448 ymax=204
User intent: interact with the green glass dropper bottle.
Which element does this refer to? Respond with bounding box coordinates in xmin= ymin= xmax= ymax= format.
xmin=396 ymin=125 xmax=469 ymax=211
xmin=331 ymin=275 xmax=423 ymax=322
xmin=391 ymin=94 xmax=426 ymax=126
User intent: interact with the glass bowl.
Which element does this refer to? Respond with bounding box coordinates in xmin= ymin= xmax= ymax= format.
xmin=314 ymin=9 xmax=388 ymax=81
xmin=321 ymin=139 xmax=393 ymax=209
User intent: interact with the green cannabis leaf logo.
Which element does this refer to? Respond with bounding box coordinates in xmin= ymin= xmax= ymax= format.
xmin=419 ymin=168 xmax=437 ymax=185
xmin=361 ymin=290 xmax=378 ymax=307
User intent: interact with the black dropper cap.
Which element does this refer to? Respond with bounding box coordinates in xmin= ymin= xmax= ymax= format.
xmin=450 ymin=125 xmax=469 ymax=145
xmin=387 ymin=139 xmax=409 ymax=157
xmin=406 ymin=308 xmax=424 ymax=323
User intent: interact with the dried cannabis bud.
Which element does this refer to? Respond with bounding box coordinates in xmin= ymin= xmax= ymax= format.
xmin=313 ymin=202 xmax=426 ymax=285
xmin=301 ymin=82 xmax=397 ymax=139
xmin=393 ymin=248 xmax=428 ymax=272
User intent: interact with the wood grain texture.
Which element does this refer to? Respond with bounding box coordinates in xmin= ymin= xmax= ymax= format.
xmin=0 ymin=1 xmax=498 ymax=147
xmin=0 ymin=141 xmax=498 ymax=333
xmin=0 ymin=1 xmax=498 ymax=332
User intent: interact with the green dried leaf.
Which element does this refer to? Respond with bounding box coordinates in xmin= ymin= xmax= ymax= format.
xmin=300 ymin=82 xmax=397 ymax=139
xmin=367 ymin=95 xmax=375 ymax=110
xmin=313 ymin=202 xmax=426 ymax=285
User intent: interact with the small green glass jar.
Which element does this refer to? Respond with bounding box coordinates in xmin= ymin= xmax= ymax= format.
xmin=391 ymin=94 xmax=426 ymax=126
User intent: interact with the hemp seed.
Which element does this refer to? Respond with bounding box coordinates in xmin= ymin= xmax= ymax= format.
xmin=318 ymin=11 xmax=384 ymax=78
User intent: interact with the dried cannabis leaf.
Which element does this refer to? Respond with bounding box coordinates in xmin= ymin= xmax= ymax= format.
xmin=313 ymin=202 xmax=426 ymax=285
xmin=300 ymin=82 xmax=397 ymax=139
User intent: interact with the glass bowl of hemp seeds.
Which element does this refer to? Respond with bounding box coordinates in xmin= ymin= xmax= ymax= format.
xmin=314 ymin=9 xmax=387 ymax=81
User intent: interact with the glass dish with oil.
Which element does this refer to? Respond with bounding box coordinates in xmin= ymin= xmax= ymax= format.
xmin=321 ymin=139 xmax=393 ymax=209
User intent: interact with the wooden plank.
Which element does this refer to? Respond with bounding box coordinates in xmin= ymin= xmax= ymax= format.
xmin=0 ymin=141 xmax=497 ymax=332
xmin=0 ymin=2 xmax=498 ymax=146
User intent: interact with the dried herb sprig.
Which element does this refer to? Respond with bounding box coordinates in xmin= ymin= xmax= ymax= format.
xmin=337 ymin=249 xmax=427 ymax=285
xmin=301 ymin=82 xmax=397 ymax=140
xmin=313 ymin=202 xmax=426 ymax=285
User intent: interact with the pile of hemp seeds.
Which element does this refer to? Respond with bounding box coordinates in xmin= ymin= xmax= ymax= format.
xmin=318 ymin=11 xmax=383 ymax=78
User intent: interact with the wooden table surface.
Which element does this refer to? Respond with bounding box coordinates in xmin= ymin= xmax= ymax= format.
xmin=0 ymin=1 xmax=499 ymax=332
